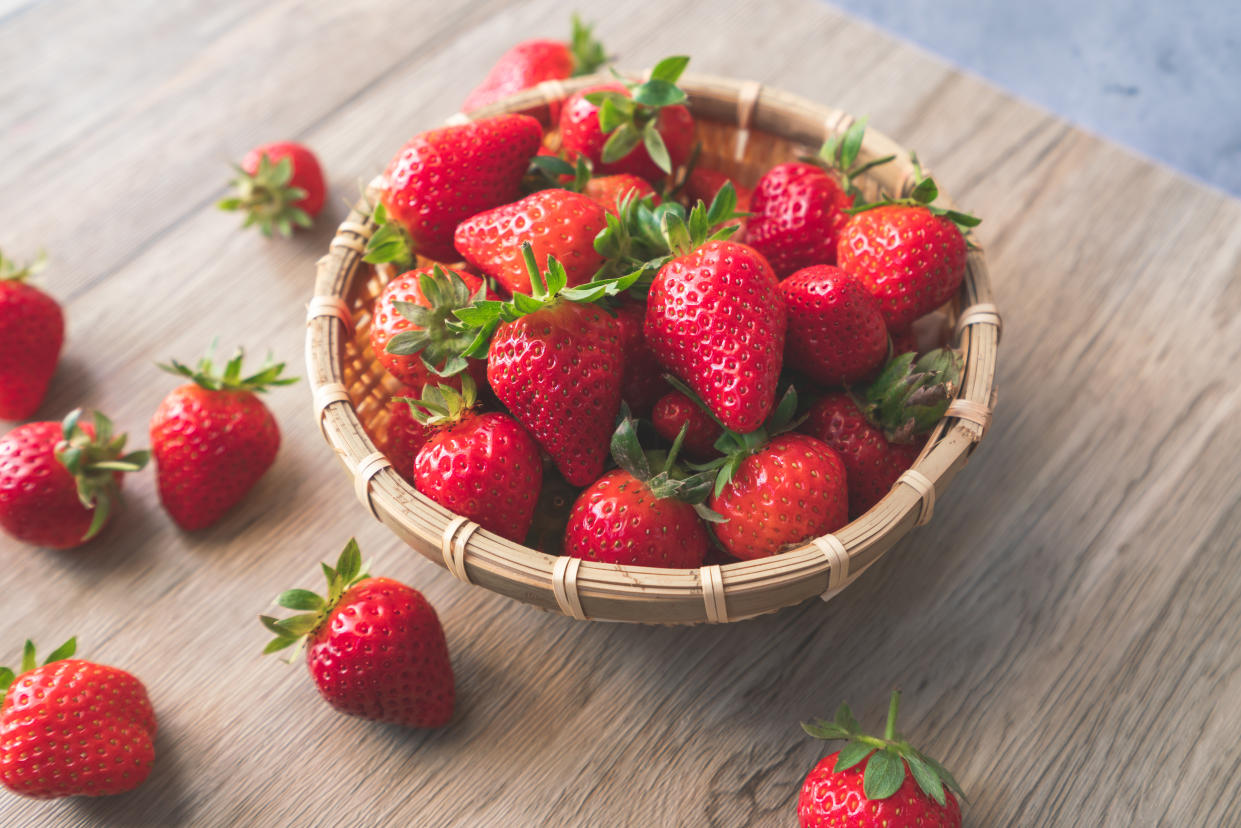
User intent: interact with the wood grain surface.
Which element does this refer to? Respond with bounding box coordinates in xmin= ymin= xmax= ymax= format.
xmin=3 ymin=0 xmax=1240 ymax=825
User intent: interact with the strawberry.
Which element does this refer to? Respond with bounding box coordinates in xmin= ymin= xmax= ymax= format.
xmin=402 ymin=377 xmax=542 ymax=544
xmin=838 ymin=156 xmax=979 ymax=332
xmin=262 ymin=540 xmax=454 ymax=728
xmin=0 ymin=410 xmax=148 ymax=548
xmin=384 ymin=386 xmax=432 ymax=482
xmin=455 ymin=245 xmax=635 ymax=486
xmin=0 ymin=251 xmax=62 ymax=421
xmin=218 ymin=141 xmax=325 ymax=237
xmin=454 ymin=189 xmax=608 ymax=294
xmin=370 ymin=265 xmax=488 ymax=388
xmin=614 ymin=298 xmax=667 ymax=416
xmin=0 ymin=638 xmax=156 ymax=799
xmin=463 ymin=15 xmax=607 ymax=113
xmin=652 ymin=390 xmax=721 ymax=461
xmin=559 ymin=56 xmax=695 ymax=182
xmin=584 ymin=174 xmax=660 ymax=215
xmin=779 ymin=265 xmax=888 ymax=386
xmin=800 ymin=691 xmax=964 ymax=827
xmin=684 ymin=167 xmax=752 ymax=214
xmin=366 ymin=114 xmax=543 ymax=265
xmin=563 ymin=413 xmax=716 ymax=567
xmin=150 ymin=347 xmax=296 ymax=531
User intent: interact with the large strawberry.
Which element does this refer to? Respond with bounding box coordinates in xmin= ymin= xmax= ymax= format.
xmin=799 ymin=691 xmax=964 ymax=827
xmin=1 ymin=638 xmax=157 ymax=799
xmin=563 ymin=413 xmax=717 ymax=568
xmin=261 ymin=540 xmax=454 ymax=728
xmin=366 ymin=114 xmax=543 ymax=265
xmin=454 ymin=245 xmax=635 ymax=485
xmin=454 ymin=189 xmax=608 ymax=293
xmin=838 ymin=156 xmax=979 ymax=332
xmin=151 ymin=347 xmax=296 ymax=531
xmin=403 ymin=377 xmax=542 ymax=544
xmin=463 ymin=15 xmax=607 ymax=113
xmin=652 ymin=390 xmax=721 ymax=461
xmin=779 ymin=264 xmax=888 ymax=386
xmin=0 ymin=410 xmax=148 ymax=548
xmin=559 ymin=56 xmax=695 ymax=182
xmin=0 ymin=250 xmax=62 ymax=421
xmin=614 ymin=298 xmax=666 ymax=416
xmin=218 ymin=141 xmax=326 ymax=237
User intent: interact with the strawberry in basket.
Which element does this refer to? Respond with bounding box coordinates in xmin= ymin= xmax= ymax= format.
xmin=0 ymin=249 xmax=62 ymax=421
xmin=525 ymin=154 xmax=662 ymax=217
xmin=652 ymin=389 xmax=722 ymax=462
xmin=779 ymin=264 xmax=889 ymax=386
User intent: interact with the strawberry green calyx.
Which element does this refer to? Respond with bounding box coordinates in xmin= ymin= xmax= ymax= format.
xmin=802 ymin=690 xmax=966 ymax=807
xmin=0 ymin=638 xmax=77 ymax=697
xmin=848 ymin=152 xmax=981 ymax=232
xmin=159 ymin=344 xmax=299 ymax=393
xmin=397 ymin=374 xmax=478 ymax=427
xmin=53 ymin=410 xmax=150 ymax=542
xmin=589 ymin=55 xmax=691 ymax=174
xmin=858 ymin=348 xmax=963 ymax=443
xmin=0 ymin=249 xmax=47 ymax=283
xmin=526 ymin=154 xmax=591 ymax=193
xmin=218 ymin=154 xmax=313 ymax=238
xmin=385 ymin=266 xmax=486 ymax=378
xmin=609 ymin=412 xmax=721 ymax=521
xmin=805 ymin=116 xmax=896 ymax=198
xmin=569 ymin=14 xmax=607 ymax=76
xmin=260 ymin=539 xmax=369 ymax=659
xmin=364 ymin=201 xmax=418 ymax=269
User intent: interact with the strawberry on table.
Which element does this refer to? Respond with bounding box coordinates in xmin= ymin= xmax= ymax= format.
xmin=779 ymin=264 xmax=888 ymax=386
xmin=0 ymin=410 xmax=148 ymax=548
xmin=799 ymin=691 xmax=964 ymax=827
xmin=651 ymin=390 xmax=721 ymax=461
xmin=463 ymin=15 xmax=607 ymax=113
xmin=0 ymin=250 xmax=62 ymax=421
xmin=150 ymin=346 xmax=296 ymax=531
xmin=0 ymin=638 xmax=157 ymax=799
xmin=218 ymin=141 xmax=326 ymax=237
xmin=261 ymin=540 xmax=454 ymax=729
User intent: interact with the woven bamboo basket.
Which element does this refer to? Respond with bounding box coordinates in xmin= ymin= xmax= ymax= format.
xmin=305 ymin=73 xmax=1000 ymax=625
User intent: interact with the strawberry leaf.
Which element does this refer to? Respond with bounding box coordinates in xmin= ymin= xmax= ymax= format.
xmin=648 ymin=55 xmax=689 ymax=83
xmin=336 ymin=539 xmax=362 ymax=583
xmin=277 ymin=589 xmax=325 ymax=612
xmin=802 ymin=720 xmax=849 ymax=740
xmin=903 ymin=750 xmax=947 ymax=806
xmin=863 ymin=749 xmax=905 ymax=799
xmin=642 ymin=123 xmax=673 ymax=174
xmin=602 ymin=123 xmax=641 ymax=164
xmin=21 ymin=641 xmax=36 ymax=673
xmin=43 ymin=637 xmax=77 ymax=665
xmin=632 ymin=79 xmax=686 ymax=109
xmin=833 ymin=739 xmax=874 ymax=773
xmin=834 ymin=702 xmax=863 ymax=734
xmin=568 ymin=14 xmax=608 ymax=76
xmin=0 ymin=668 xmax=14 ymax=693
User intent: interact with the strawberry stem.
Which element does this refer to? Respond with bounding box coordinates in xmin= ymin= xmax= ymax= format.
xmin=885 ymin=690 xmax=901 ymax=741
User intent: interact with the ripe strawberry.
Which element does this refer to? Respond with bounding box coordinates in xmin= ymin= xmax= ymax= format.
xmin=0 ymin=410 xmax=148 ymax=548
xmin=800 ymin=691 xmax=964 ymax=827
xmin=614 ymin=298 xmax=666 ymax=416
xmin=457 ymin=245 xmax=634 ymax=486
xmin=779 ymin=265 xmax=888 ymax=386
xmin=584 ymin=174 xmax=660 ymax=215
xmin=454 ymin=189 xmax=608 ymax=294
xmin=564 ymin=414 xmax=716 ymax=567
xmin=403 ymin=377 xmax=542 ymax=544
xmin=385 ymin=386 xmax=432 ymax=483
xmin=559 ymin=56 xmax=695 ymax=182
xmin=838 ymin=157 xmax=979 ymax=332
xmin=262 ymin=540 xmax=454 ymax=728
xmin=683 ymin=166 xmax=751 ymax=236
xmin=463 ymin=15 xmax=607 ymax=113
xmin=0 ymin=638 xmax=156 ymax=799
xmin=0 ymin=251 xmax=62 ymax=421
xmin=218 ymin=141 xmax=325 ymax=237
xmin=370 ymin=266 xmax=488 ymax=388
xmin=150 ymin=347 xmax=295 ymax=531
xmin=652 ymin=390 xmax=721 ymax=461
xmin=366 ymin=114 xmax=543 ymax=265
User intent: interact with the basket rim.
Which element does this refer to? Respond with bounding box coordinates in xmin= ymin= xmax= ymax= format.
xmin=305 ymin=72 xmax=1000 ymax=625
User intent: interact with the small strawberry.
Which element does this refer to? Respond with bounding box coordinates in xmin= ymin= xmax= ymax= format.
xmin=454 ymin=189 xmax=608 ymax=293
xmin=0 ymin=638 xmax=156 ymax=799
xmin=0 ymin=250 xmax=62 ymax=421
xmin=218 ymin=142 xmax=326 ymax=237
xmin=370 ymin=265 xmax=489 ymax=388
xmin=559 ymin=56 xmax=695 ymax=182
xmin=366 ymin=114 xmax=543 ymax=266
xmin=779 ymin=265 xmax=888 ymax=386
xmin=838 ymin=155 xmax=980 ymax=332
xmin=652 ymin=389 xmax=721 ymax=461
xmin=682 ymin=164 xmax=752 ymax=238
xmin=384 ymin=386 xmax=432 ymax=482
xmin=151 ymin=346 xmax=296 ymax=531
xmin=799 ymin=691 xmax=964 ymax=827
xmin=584 ymin=174 xmax=661 ymax=215
xmin=261 ymin=540 xmax=454 ymax=728
xmin=614 ymin=298 xmax=667 ymax=416
xmin=463 ymin=15 xmax=607 ymax=113
xmin=0 ymin=410 xmax=148 ymax=548
xmin=403 ymin=377 xmax=542 ymax=544
xmin=563 ymin=413 xmax=717 ymax=567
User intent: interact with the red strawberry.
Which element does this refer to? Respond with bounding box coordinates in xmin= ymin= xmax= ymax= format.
xmin=779 ymin=265 xmax=888 ymax=386
xmin=367 ymin=114 xmax=543 ymax=265
xmin=646 ymin=239 xmax=786 ymax=433
xmin=652 ymin=390 xmax=721 ymax=461
xmin=584 ymin=174 xmax=660 ymax=215
xmin=0 ymin=410 xmax=148 ymax=548
xmin=684 ymin=167 xmax=751 ymax=236
xmin=0 ymin=638 xmax=156 ymax=799
xmin=218 ymin=141 xmax=325 ymax=237
xmin=454 ymin=189 xmax=608 ymax=294
xmin=385 ymin=386 xmax=432 ymax=482
xmin=564 ymin=414 xmax=714 ymax=568
xmin=404 ymin=378 xmax=542 ymax=544
xmin=0 ymin=251 xmax=62 ymax=421
xmin=559 ymin=56 xmax=696 ymax=182
xmin=838 ymin=159 xmax=979 ymax=332
xmin=463 ymin=16 xmax=607 ymax=113
xmin=370 ymin=265 xmax=488 ymax=389
xmin=800 ymin=691 xmax=964 ymax=827
xmin=150 ymin=347 xmax=295 ymax=531
xmin=262 ymin=540 xmax=454 ymax=728
xmin=614 ymin=298 xmax=667 ymax=416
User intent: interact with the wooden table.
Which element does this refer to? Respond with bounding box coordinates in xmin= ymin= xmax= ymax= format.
xmin=3 ymin=0 xmax=1239 ymax=825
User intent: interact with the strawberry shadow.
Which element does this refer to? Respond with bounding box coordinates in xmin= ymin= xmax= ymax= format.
xmin=66 ymin=720 xmax=190 ymax=826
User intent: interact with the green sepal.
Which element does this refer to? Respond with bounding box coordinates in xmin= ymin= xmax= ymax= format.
xmin=0 ymin=668 xmax=13 ymax=694
xmin=52 ymin=410 xmax=150 ymax=543
xmin=400 ymin=374 xmax=478 ymax=427
xmin=277 ymin=589 xmax=326 ymax=612
xmin=584 ymin=55 xmax=691 ymax=175
xmin=847 ymin=151 xmax=981 ymax=232
xmin=159 ymin=340 xmax=298 ymax=393
xmin=602 ymin=123 xmax=641 ymax=164
xmin=808 ymin=116 xmax=897 ymax=198
xmin=569 ymin=14 xmax=608 ymax=76
xmin=833 ymin=739 xmax=874 ymax=772
xmin=903 ymin=750 xmax=947 ymax=806
xmin=0 ymin=637 xmax=78 ymax=696
xmin=383 ymin=266 xmax=485 ymax=378
xmin=863 ymin=749 xmax=905 ymax=799
xmin=0 ymin=249 xmax=47 ymax=283
xmin=21 ymin=640 xmax=35 ymax=673
xmin=859 ymin=348 xmax=963 ymax=443
xmin=607 ymin=414 xmax=717 ymax=506
xmin=259 ymin=538 xmax=371 ymax=661
xmin=218 ymin=153 xmax=315 ymax=238
xmin=363 ymin=201 xmax=417 ymax=268
xmin=43 ymin=637 xmax=77 ymax=665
